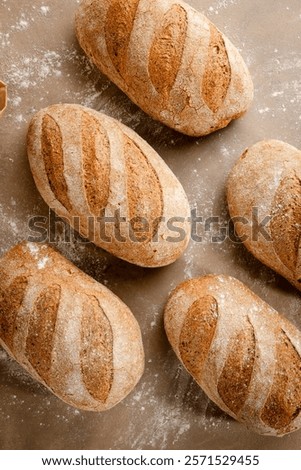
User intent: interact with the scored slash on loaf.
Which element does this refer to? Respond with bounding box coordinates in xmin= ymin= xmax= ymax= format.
xmin=164 ymin=275 xmax=301 ymax=436
xmin=75 ymin=0 xmax=254 ymax=136
xmin=0 ymin=242 xmax=144 ymax=411
xmin=227 ymin=140 xmax=301 ymax=291
xmin=0 ymin=81 xmax=7 ymax=117
xmin=27 ymin=104 xmax=191 ymax=267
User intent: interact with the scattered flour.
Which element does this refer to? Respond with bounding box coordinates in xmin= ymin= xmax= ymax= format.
xmin=27 ymin=242 xmax=39 ymax=255
xmin=258 ymin=107 xmax=270 ymax=114
xmin=0 ymin=205 xmax=29 ymax=255
xmin=40 ymin=5 xmax=50 ymax=16
xmin=271 ymin=91 xmax=284 ymax=97
xmin=7 ymin=50 xmax=62 ymax=89
xmin=37 ymin=256 xmax=49 ymax=269
xmin=208 ymin=0 xmax=238 ymax=12
xmin=1 ymin=0 xmax=301 ymax=450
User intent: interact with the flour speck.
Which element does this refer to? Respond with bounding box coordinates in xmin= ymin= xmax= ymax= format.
xmin=40 ymin=5 xmax=50 ymax=16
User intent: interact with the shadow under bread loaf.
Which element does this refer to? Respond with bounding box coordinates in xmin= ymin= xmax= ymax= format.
xmin=164 ymin=274 xmax=301 ymax=436
xmin=27 ymin=104 xmax=191 ymax=268
xmin=227 ymin=139 xmax=301 ymax=291
xmin=75 ymin=0 xmax=253 ymax=137
xmin=0 ymin=242 xmax=144 ymax=411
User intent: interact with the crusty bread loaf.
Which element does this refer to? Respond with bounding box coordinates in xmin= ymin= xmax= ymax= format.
xmin=27 ymin=104 xmax=191 ymax=267
xmin=227 ymin=140 xmax=301 ymax=291
xmin=75 ymin=0 xmax=253 ymax=137
xmin=0 ymin=81 xmax=6 ymax=117
xmin=0 ymin=242 xmax=144 ymax=411
xmin=164 ymin=274 xmax=301 ymax=436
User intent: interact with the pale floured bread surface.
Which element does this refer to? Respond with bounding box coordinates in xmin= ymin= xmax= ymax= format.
xmin=0 ymin=242 xmax=144 ymax=411
xmin=227 ymin=139 xmax=301 ymax=291
xmin=164 ymin=274 xmax=301 ymax=436
xmin=75 ymin=0 xmax=253 ymax=137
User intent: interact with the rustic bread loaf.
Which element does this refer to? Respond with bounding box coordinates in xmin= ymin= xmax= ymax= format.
xmin=75 ymin=0 xmax=253 ymax=137
xmin=164 ymin=274 xmax=301 ymax=436
xmin=0 ymin=81 xmax=7 ymax=117
xmin=0 ymin=242 xmax=144 ymax=411
xmin=227 ymin=140 xmax=301 ymax=291
xmin=27 ymin=103 xmax=191 ymax=267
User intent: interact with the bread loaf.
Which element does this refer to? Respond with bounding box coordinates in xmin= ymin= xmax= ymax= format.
xmin=27 ymin=104 xmax=191 ymax=267
xmin=227 ymin=140 xmax=301 ymax=291
xmin=0 ymin=81 xmax=7 ymax=117
xmin=75 ymin=0 xmax=253 ymax=137
xmin=164 ymin=274 xmax=301 ymax=436
xmin=0 ymin=242 xmax=144 ymax=411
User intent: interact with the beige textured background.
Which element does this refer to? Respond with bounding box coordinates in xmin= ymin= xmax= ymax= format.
xmin=1 ymin=0 xmax=301 ymax=450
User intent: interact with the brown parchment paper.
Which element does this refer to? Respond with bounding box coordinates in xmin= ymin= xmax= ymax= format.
xmin=1 ymin=0 xmax=301 ymax=451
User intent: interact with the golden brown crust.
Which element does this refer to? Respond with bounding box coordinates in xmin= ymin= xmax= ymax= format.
xmin=41 ymin=114 xmax=73 ymax=213
xmin=270 ymin=169 xmax=301 ymax=280
xmin=123 ymin=136 xmax=164 ymax=243
xmin=164 ymin=274 xmax=301 ymax=436
xmin=25 ymin=285 xmax=61 ymax=383
xmin=80 ymin=296 xmax=113 ymax=403
xmin=105 ymin=0 xmax=140 ymax=79
xmin=261 ymin=329 xmax=301 ymax=430
xmin=0 ymin=81 xmax=7 ymax=117
xmin=217 ymin=319 xmax=255 ymax=415
xmin=81 ymin=111 xmax=111 ymax=217
xmin=202 ymin=25 xmax=231 ymax=113
xmin=179 ymin=296 xmax=218 ymax=379
xmin=148 ymin=4 xmax=187 ymax=98
xmin=0 ymin=276 xmax=28 ymax=351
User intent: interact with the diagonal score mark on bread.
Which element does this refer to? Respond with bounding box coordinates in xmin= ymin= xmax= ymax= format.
xmin=202 ymin=24 xmax=232 ymax=114
xmin=179 ymin=295 xmax=218 ymax=380
xmin=0 ymin=81 xmax=7 ymax=117
xmin=0 ymin=276 xmax=28 ymax=352
xmin=41 ymin=114 xmax=73 ymax=213
xmin=148 ymin=4 xmax=187 ymax=98
xmin=270 ymin=169 xmax=301 ymax=282
xmin=123 ymin=136 xmax=164 ymax=243
xmin=80 ymin=296 xmax=114 ymax=403
xmin=261 ymin=328 xmax=301 ymax=430
xmin=105 ymin=0 xmax=140 ymax=79
xmin=81 ymin=111 xmax=111 ymax=217
xmin=217 ymin=317 xmax=255 ymax=415
xmin=25 ymin=285 xmax=61 ymax=384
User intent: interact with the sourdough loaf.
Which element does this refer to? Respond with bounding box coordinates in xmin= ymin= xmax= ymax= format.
xmin=75 ymin=0 xmax=253 ymax=137
xmin=0 ymin=242 xmax=144 ymax=411
xmin=27 ymin=104 xmax=191 ymax=267
xmin=227 ymin=140 xmax=301 ymax=291
xmin=164 ymin=274 xmax=301 ymax=436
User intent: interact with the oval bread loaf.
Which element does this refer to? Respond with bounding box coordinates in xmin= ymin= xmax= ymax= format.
xmin=75 ymin=0 xmax=253 ymax=137
xmin=27 ymin=104 xmax=191 ymax=267
xmin=227 ymin=140 xmax=301 ymax=291
xmin=0 ymin=242 xmax=144 ymax=411
xmin=164 ymin=274 xmax=301 ymax=436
